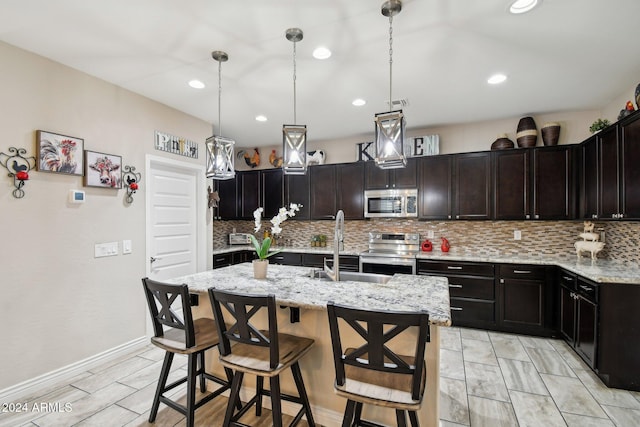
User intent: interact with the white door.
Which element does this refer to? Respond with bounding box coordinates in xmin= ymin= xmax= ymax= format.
xmin=146 ymin=155 xmax=207 ymax=281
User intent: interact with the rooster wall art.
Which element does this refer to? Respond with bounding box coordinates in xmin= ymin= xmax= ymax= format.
xmin=237 ymin=148 xmax=260 ymax=168
xmin=37 ymin=131 xmax=82 ymax=175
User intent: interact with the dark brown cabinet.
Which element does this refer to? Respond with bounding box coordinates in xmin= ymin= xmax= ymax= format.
xmin=417 ymin=155 xmax=452 ymax=220
xmin=284 ymin=173 xmax=310 ymax=220
xmin=454 ymin=152 xmax=492 ymax=219
xmin=364 ymin=158 xmax=418 ymax=190
xmin=268 ymin=252 xmax=302 ymax=266
xmin=559 ymin=269 xmax=598 ymax=368
xmin=238 ymin=170 xmax=260 ymax=219
xmin=302 ymin=253 xmax=359 ymax=271
xmin=216 ymin=176 xmax=238 ymax=220
xmin=261 ymin=169 xmax=284 ymax=219
xmin=336 ymin=162 xmax=365 ymax=219
xmin=493 ymin=146 xmax=574 ymax=220
xmin=580 ymin=111 xmax=640 ymax=220
xmin=310 ymin=164 xmax=338 ymax=220
xmin=497 ymin=264 xmax=552 ymax=336
xmin=418 ymin=260 xmax=496 ymax=329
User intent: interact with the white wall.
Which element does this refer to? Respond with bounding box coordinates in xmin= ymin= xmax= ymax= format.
xmin=0 ymin=41 xmax=211 ymax=390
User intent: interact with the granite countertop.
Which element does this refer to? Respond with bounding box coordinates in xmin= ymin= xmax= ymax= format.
xmin=168 ymin=263 xmax=451 ymax=326
xmin=214 ymin=245 xmax=640 ymax=285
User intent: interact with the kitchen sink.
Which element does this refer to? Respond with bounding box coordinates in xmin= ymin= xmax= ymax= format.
xmin=311 ymin=270 xmax=391 ymax=284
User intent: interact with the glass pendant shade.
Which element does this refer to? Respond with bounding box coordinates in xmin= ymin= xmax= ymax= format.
xmin=206 ymin=135 xmax=235 ymax=180
xmin=374 ymin=110 xmax=407 ymax=169
xmin=282 ymin=124 xmax=307 ymax=175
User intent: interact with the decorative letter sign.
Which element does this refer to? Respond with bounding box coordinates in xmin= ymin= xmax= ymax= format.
xmin=155 ymin=131 xmax=198 ymax=159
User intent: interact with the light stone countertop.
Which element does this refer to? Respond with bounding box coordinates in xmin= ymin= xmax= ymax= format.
xmin=167 ymin=263 xmax=452 ymax=326
xmin=214 ymin=246 xmax=640 ymax=285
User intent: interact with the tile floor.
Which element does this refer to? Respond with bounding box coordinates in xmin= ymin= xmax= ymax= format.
xmin=2 ymin=327 xmax=639 ymax=426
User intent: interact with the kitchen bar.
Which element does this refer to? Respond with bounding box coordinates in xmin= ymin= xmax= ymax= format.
xmin=168 ymin=263 xmax=451 ymax=426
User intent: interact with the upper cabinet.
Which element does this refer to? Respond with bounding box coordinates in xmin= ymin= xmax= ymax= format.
xmin=336 ymin=162 xmax=365 ymax=220
xmin=579 ymin=110 xmax=640 ymax=220
xmin=284 ymin=172 xmax=310 ymax=220
xmin=364 ymin=158 xmax=418 ymax=190
xmin=261 ymin=169 xmax=284 ymax=219
xmin=216 ymin=176 xmax=238 ymax=220
xmin=494 ymin=146 xmax=575 ymax=220
xmin=454 ymin=152 xmax=492 ymax=220
xmin=309 ymin=164 xmax=337 ymax=220
xmin=238 ymin=170 xmax=260 ymax=219
xmin=417 ymin=155 xmax=452 ymax=220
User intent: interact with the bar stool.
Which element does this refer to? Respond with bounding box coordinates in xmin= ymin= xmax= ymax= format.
xmin=141 ymin=278 xmax=234 ymax=427
xmin=327 ymin=302 xmax=430 ymax=427
xmin=208 ymin=289 xmax=316 ymax=427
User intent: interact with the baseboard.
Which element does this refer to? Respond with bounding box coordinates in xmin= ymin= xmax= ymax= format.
xmin=0 ymin=336 xmax=148 ymax=403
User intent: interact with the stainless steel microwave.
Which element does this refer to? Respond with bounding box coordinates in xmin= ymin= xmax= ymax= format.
xmin=364 ymin=189 xmax=418 ymax=218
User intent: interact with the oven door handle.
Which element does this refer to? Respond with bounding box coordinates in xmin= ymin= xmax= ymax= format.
xmin=359 ymin=256 xmax=416 ymax=266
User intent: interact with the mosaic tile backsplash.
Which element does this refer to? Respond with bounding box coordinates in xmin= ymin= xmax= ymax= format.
xmin=214 ymin=219 xmax=640 ymax=264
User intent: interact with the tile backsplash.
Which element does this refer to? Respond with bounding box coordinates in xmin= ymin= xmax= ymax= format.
xmin=214 ymin=219 xmax=640 ymax=264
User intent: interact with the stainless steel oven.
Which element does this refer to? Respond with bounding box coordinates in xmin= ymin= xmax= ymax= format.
xmin=359 ymin=232 xmax=419 ymax=275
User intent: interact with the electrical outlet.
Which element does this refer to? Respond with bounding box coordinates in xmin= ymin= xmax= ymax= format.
xmin=514 ymin=230 xmax=522 ymax=240
xmin=427 ymin=230 xmax=435 ymax=238
xmin=94 ymin=242 xmax=119 ymax=258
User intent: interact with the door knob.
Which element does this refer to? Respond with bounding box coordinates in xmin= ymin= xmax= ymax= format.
xmin=150 ymin=256 xmax=161 ymax=263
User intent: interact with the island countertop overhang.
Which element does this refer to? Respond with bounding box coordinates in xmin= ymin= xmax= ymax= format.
xmin=167 ymin=263 xmax=451 ymax=327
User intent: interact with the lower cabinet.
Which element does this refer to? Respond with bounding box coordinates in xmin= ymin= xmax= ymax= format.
xmin=213 ymin=250 xmax=254 ymax=269
xmin=418 ymin=260 xmax=496 ymax=329
xmin=302 ymin=253 xmax=359 ymax=271
xmin=497 ymin=264 xmax=554 ymax=336
xmin=558 ymin=270 xmax=598 ymax=368
xmin=269 ymin=252 xmax=303 ymax=266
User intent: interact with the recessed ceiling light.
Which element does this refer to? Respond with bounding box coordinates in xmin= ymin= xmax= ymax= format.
xmin=255 ymin=115 xmax=268 ymax=122
xmin=312 ymin=46 xmax=332 ymax=60
xmin=488 ymin=73 xmax=507 ymax=84
xmin=352 ymin=98 xmax=366 ymax=106
xmin=509 ymin=0 xmax=540 ymax=14
xmin=188 ymin=79 xmax=205 ymax=89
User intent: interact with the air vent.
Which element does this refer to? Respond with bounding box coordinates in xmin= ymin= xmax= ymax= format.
xmin=385 ymin=98 xmax=409 ymax=108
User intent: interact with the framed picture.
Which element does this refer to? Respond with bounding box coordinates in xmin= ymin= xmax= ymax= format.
xmin=83 ymin=150 xmax=122 ymax=189
xmin=35 ymin=130 xmax=84 ymax=175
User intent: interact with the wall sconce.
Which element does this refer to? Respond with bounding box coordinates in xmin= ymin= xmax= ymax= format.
xmin=282 ymin=28 xmax=307 ymax=175
xmin=122 ymin=165 xmax=141 ymax=204
xmin=0 ymin=147 xmax=36 ymax=198
xmin=374 ymin=0 xmax=407 ymax=169
xmin=206 ymin=50 xmax=236 ymax=180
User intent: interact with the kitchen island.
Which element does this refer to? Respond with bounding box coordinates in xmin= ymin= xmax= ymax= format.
xmin=168 ymin=263 xmax=451 ymax=427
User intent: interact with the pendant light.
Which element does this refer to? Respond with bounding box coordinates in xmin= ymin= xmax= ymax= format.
xmin=206 ymin=50 xmax=235 ymax=180
xmin=282 ymin=28 xmax=307 ymax=175
xmin=374 ymin=0 xmax=407 ymax=169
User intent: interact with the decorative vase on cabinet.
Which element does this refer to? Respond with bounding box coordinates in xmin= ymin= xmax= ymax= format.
xmin=541 ymin=122 xmax=560 ymax=146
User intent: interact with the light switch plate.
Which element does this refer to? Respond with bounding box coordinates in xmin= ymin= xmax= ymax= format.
xmin=95 ymin=242 xmax=119 ymax=258
xmin=427 ymin=230 xmax=435 ymax=238
xmin=122 ymin=240 xmax=132 ymax=254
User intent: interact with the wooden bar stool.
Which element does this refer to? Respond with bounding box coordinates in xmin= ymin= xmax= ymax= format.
xmin=208 ymin=289 xmax=316 ymax=427
xmin=327 ymin=302 xmax=430 ymax=427
xmin=142 ymin=278 xmax=234 ymax=427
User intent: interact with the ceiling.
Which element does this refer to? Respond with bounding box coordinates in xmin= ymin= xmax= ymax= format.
xmin=1 ymin=0 xmax=639 ymax=147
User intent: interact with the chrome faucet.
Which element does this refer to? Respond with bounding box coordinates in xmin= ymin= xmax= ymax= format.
xmin=324 ymin=210 xmax=344 ymax=281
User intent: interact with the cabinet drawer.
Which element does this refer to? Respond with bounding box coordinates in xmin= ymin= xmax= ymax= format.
xmin=446 ymin=276 xmax=495 ymax=300
xmin=450 ymin=298 xmax=495 ymax=324
xmin=269 ymin=252 xmax=302 ymax=266
xmin=559 ymin=270 xmax=577 ymax=291
xmin=213 ymin=253 xmax=232 ymax=269
xmin=418 ymin=260 xmax=494 ymax=277
xmin=499 ymin=264 xmax=546 ymax=280
xmin=576 ymin=278 xmax=598 ymax=303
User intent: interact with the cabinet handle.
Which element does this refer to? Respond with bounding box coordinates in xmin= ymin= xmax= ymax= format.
xmin=449 ymin=284 xmax=463 ymax=288
xmin=214 ymin=257 xmax=226 ymax=262
xmin=447 ymin=266 xmax=463 ymax=270
xmin=562 ymin=276 xmax=574 ymax=282
xmin=450 ymin=307 xmax=463 ymax=311
xmin=579 ymin=285 xmax=593 ymax=292
xmin=513 ymin=270 xmax=531 ymax=274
